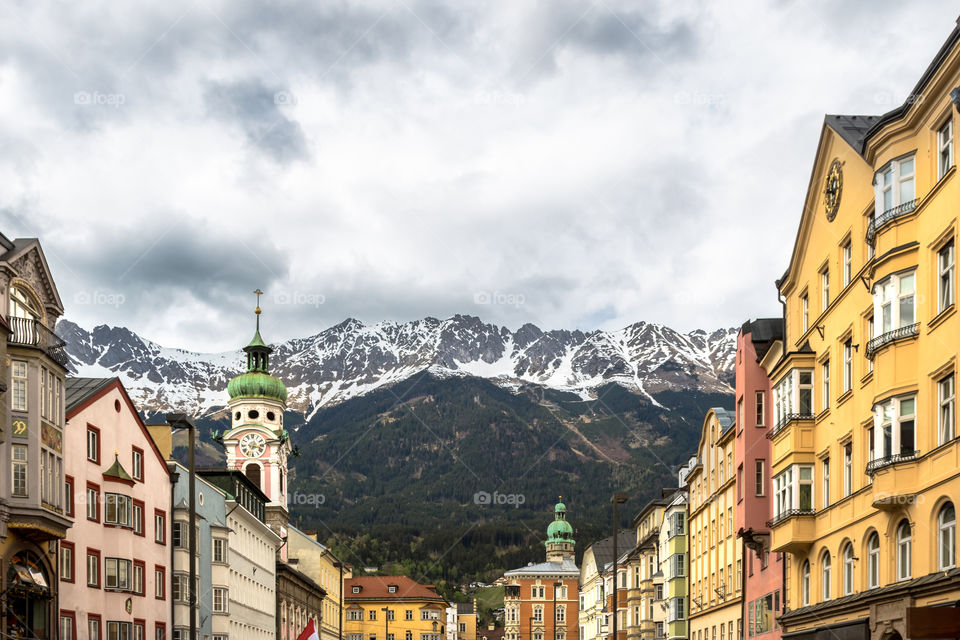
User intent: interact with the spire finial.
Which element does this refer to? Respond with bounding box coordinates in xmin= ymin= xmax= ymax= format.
xmin=254 ymin=289 xmax=263 ymax=331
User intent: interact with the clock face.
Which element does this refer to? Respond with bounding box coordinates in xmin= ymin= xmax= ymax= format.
xmin=823 ymin=159 xmax=843 ymax=221
xmin=239 ymin=433 xmax=266 ymax=458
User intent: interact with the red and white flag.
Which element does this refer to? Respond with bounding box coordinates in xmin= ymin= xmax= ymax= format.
xmin=297 ymin=619 xmax=320 ymax=640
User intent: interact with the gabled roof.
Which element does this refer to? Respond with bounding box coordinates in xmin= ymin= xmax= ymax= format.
xmin=0 ymin=237 xmax=65 ymax=313
xmin=344 ymin=576 xmax=445 ymax=602
xmin=504 ymin=556 xmax=579 ymax=577
xmin=585 ymin=531 xmax=634 ymax=574
xmin=823 ymin=114 xmax=880 ymax=155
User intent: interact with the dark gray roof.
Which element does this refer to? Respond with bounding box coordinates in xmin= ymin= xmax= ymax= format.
xmin=741 ymin=318 xmax=784 ymax=361
xmin=714 ymin=407 xmax=735 ymax=433
xmin=824 ymin=115 xmax=880 ymax=154
xmin=456 ymin=602 xmax=475 ymax=615
xmin=66 ymin=377 xmax=117 ymax=412
xmin=588 ymin=531 xmax=634 ymax=572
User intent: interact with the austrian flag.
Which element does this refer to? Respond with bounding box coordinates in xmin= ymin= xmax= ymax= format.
xmin=296 ymin=619 xmax=320 ymax=640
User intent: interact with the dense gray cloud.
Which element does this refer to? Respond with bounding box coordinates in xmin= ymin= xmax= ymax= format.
xmin=0 ymin=0 xmax=956 ymax=350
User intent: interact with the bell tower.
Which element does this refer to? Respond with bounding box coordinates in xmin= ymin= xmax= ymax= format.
xmin=545 ymin=497 xmax=576 ymax=562
xmin=222 ymin=290 xmax=291 ymax=538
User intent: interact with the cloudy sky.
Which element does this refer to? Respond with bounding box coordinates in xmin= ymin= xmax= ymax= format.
xmin=1 ymin=1 xmax=956 ymax=351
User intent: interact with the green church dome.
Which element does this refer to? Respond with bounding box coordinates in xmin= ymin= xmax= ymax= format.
xmin=545 ymin=499 xmax=575 ymax=547
xmin=227 ymin=323 xmax=288 ymax=404
xmin=228 ymin=370 xmax=288 ymax=403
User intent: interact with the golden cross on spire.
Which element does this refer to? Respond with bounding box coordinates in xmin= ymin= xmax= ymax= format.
xmin=254 ymin=289 xmax=263 ymax=330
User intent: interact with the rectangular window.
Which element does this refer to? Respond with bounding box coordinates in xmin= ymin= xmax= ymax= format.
xmin=754 ymin=460 xmax=764 ymax=496
xmin=843 ymin=444 xmax=852 ymax=497
xmin=12 ymin=445 xmax=28 ymax=497
xmin=875 ymin=156 xmax=915 ymax=215
xmin=940 ymin=375 xmax=956 ymax=445
xmin=12 ymin=360 xmax=27 ymax=412
xmin=755 ymin=391 xmax=764 ymax=426
xmin=105 ymin=558 xmax=132 ymax=590
xmin=154 ymin=510 xmax=166 ymax=544
xmin=132 ymin=447 xmax=144 ymax=481
xmin=873 ymin=396 xmax=917 ymax=460
xmin=842 ymin=241 xmax=852 ymax=286
xmin=822 ymin=459 xmax=830 ymax=509
xmin=801 ymin=294 xmax=809 ymax=333
xmin=87 ymin=549 xmax=101 ymax=588
xmin=133 ymin=562 xmax=144 ymax=596
xmin=61 ymin=542 xmax=75 ymax=582
xmin=155 ymin=624 xmax=165 ymax=640
xmin=939 ymin=241 xmax=955 ymax=313
xmin=87 ymin=426 xmax=100 ymax=463
xmin=172 ymin=522 xmax=185 ymax=549
xmin=90 ymin=616 xmax=102 ymax=640
xmin=843 ymin=340 xmax=852 ymax=393
xmin=133 ymin=500 xmax=144 ymax=536
xmin=61 ymin=613 xmax=75 ymax=640
xmin=773 ymin=465 xmax=814 ymax=517
xmin=821 ymin=360 xmax=830 ymax=411
xmin=939 ymin=118 xmax=954 ymax=179
xmin=107 ymin=621 xmax=133 ymax=640
xmin=876 ymin=271 xmax=916 ymax=334
xmin=212 ymin=587 xmax=229 ymax=613
xmin=105 ymin=494 xmax=132 ymax=527
xmin=773 ymin=368 xmax=814 ymax=426
xmin=213 ymin=538 xmax=227 ymax=563
xmin=155 ymin=566 xmax=166 ymax=599
xmin=134 ymin=622 xmax=145 ymax=640
xmin=821 ymin=269 xmax=830 ymax=311
xmin=87 ymin=484 xmax=100 ymax=521
xmin=65 ymin=476 xmax=74 ymax=517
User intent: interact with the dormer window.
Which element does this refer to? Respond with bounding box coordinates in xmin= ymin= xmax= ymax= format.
xmin=352 ymin=586 xmax=361 ymax=594
xmin=388 ymin=585 xmax=397 ymax=593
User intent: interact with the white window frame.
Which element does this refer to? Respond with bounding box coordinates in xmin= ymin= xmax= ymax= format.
xmin=821 ymin=554 xmax=831 ymax=602
xmin=843 ymin=340 xmax=852 ymax=393
xmin=801 ymin=294 xmax=809 ymax=334
xmin=773 ymin=369 xmax=814 ymax=426
xmin=773 ymin=465 xmax=813 ymax=518
xmin=821 ymin=360 xmax=830 ymax=411
xmin=874 ymin=270 xmax=916 ymax=335
xmin=213 ymin=538 xmax=228 ymax=564
xmin=755 ymin=391 xmax=764 ymax=426
xmin=132 ymin=449 xmax=143 ymax=481
xmin=873 ymin=395 xmax=916 ymax=461
xmin=939 ymin=504 xmax=956 ymax=571
xmin=940 ymin=375 xmax=956 ymax=445
xmin=212 ymin=587 xmax=229 ymax=613
xmin=897 ymin=521 xmax=912 ymax=581
xmin=12 ymin=445 xmax=28 ymax=497
xmin=842 ymin=545 xmax=854 ymax=596
xmin=938 ymin=118 xmax=954 ymax=180
xmin=842 ymin=242 xmax=852 ymax=287
xmin=12 ymin=360 xmax=27 ymax=412
xmin=821 ymin=458 xmax=830 ymax=509
xmin=105 ymin=558 xmax=132 ymax=591
xmin=867 ymin=533 xmax=880 ymax=588
xmin=843 ymin=444 xmax=852 ymax=497
xmin=87 ymin=428 xmax=99 ymax=463
xmin=821 ymin=269 xmax=830 ymax=312
xmin=874 ymin=156 xmax=915 ymax=216
xmin=939 ymin=241 xmax=955 ymax=313
xmin=107 ymin=621 xmax=133 ymax=640
xmin=104 ymin=493 xmax=132 ymax=527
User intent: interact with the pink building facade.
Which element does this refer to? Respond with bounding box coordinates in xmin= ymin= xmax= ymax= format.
xmin=60 ymin=378 xmax=171 ymax=640
xmin=733 ymin=320 xmax=783 ymax=640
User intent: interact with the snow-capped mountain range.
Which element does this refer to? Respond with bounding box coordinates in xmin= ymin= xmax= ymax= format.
xmin=58 ymin=315 xmax=737 ymax=418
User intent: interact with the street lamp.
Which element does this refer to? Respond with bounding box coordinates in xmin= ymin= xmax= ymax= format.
xmin=167 ymin=413 xmax=197 ymax=640
xmin=611 ymin=493 xmax=629 ymax=640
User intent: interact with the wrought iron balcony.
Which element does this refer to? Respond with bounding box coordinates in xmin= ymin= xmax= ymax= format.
xmin=866 ymin=198 xmax=918 ymax=245
xmin=766 ymin=508 xmax=815 ymax=528
xmin=7 ymin=316 xmax=69 ymax=366
xmin=865 ymin=323 xmax=919 ymax=358
xmin=866 ymin=450 xmax=919 ymax=475
xmin=767 ymin=413 xmax=816 ymax=438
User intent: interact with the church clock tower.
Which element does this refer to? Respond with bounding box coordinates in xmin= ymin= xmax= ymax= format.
xmin=222 ymin=290 xmax=290 ymax=539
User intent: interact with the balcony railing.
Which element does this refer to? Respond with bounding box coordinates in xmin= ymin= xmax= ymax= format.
xmin=865 ymin=450 xmax=919 ymax=475
xmin=866 ymin=198 xmax=918 ymax=245
xmin=767 ymin=413 xmax=816 ymax=438
xmin=8 ymin=316 xmax=69 ymax=366
xmin=766 ymin=508 xmax=815 ymax=528
xmin=865 ymin=323 xmax=919 ymax=358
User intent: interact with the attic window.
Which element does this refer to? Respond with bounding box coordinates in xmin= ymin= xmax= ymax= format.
xmin=352 ymin=586 xmax=361 ymax=593
xmin=388 ymin=586 xmax=397 ymax=593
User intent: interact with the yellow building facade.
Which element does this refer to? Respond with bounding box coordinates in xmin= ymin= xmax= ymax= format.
xmin=288 ymin=527 xmax=354 ymax=640
xmin=344 ymin=577 xmax=449 ymax=640
xmin=767 ymin=19 xmax=960 ymax=640
xmin=687 ymin=409 xmax=742 ymax=640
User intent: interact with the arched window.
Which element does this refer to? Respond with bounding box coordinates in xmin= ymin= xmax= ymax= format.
xmin=939 ymin=503 xmax=956 ymax=570
xmin=9 ymin=285 xmax=41 ymax=320
xmin=867 ymin=533 xmax=880 ymax=588
xmin=245 ymin=463 xmax=262 ymax=489
xmin=821 ymin=552 xmax=831 ymax=601
xmin=800 ymin=560 xmax=810 ymax=606
xmin=842 ymin=544 xmax=854 ymax=595
xmin=896 ymin=520 xmax=911 ymax=580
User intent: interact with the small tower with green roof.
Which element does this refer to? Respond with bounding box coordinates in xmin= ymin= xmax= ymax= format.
xmin=545 ymin=497 xmax=576 ymax=561
xmin=221 ymin=290 xmax=291 ymax=539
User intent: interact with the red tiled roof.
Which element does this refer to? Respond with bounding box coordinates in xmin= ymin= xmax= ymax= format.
xmin=344 ymin=576 xmax=444 ymax=602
